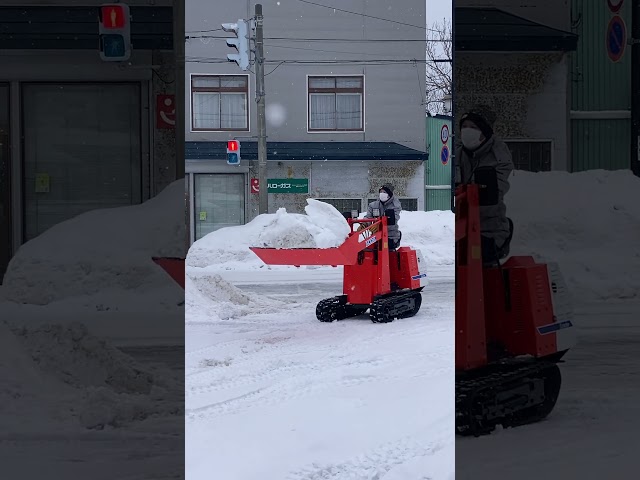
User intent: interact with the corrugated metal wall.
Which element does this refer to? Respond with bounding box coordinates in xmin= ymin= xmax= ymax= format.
xmin=570 ymin=0 xmax=631 ymax=171
xmin=425 ymin=115 xmax=452 ymax=211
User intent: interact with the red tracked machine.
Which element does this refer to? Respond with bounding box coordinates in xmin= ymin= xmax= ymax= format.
xmin=250 ymin=212 xmax=428 ymax=323
xmin=455 ymin=183 xmax=576 ymax=436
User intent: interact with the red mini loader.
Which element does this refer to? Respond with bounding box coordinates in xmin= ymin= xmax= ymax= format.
xmin=250 ymin=212 xmax=428 ymax=323
xmin=455 ymin=183 xmax=576 ymax=436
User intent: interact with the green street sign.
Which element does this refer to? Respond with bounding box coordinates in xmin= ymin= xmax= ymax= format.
xmin=267 ymin=178 xmax=309 ymax=194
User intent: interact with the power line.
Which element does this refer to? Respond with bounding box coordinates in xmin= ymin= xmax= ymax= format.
xmin=186 ymin=57 xmax=442 ymax=66
xmin=292 ymin=0 xmax=434 ymax=32
xmin=185 ymin=27 xmax=224 ymax=34
xmin=186 ymin=35 xmax=449 ymax=43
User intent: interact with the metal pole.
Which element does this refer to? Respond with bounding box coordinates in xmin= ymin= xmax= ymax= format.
xmin=255 ymin=4 xmax=268 ymax=214
xmin=173 ymin=0 xmax=188 ymax=253
xmin=174 ymin=0 xmax=185 ymax=180
xmin=632 ymin=0 xmax=640 ymax=176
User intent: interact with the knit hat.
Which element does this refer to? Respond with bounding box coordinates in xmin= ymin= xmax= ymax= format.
xmin=380 ymin=184 xmax=393 ymax=198
xmin=460 ymin=104 xmax=496 ymax=139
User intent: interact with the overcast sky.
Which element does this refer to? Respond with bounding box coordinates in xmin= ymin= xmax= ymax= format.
xmin=426 ymin=0 xmax=452 ymax=26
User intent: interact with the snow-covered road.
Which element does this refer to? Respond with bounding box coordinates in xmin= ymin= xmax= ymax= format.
xmin=456 ymin=300 xmax=640 ymax=479
xmin=185 ymin=266 xmax=454 ymax=480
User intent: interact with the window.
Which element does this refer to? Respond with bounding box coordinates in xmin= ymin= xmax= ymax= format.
xmin=317 ymin=198 xmax=363 ymax=216
xmin=308 ymin=76 xmax=364 ymax=131
xmin=191 ymin=75 xmax=249 ymax=131
xmin=504 ymin=140 xmax=552 ymax=172
xmin=367 ymin=198 xmax=419 ymax=212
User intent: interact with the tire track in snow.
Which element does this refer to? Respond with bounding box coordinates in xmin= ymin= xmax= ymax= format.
xmin=187 ymin=345 xmax=451 ymax=398
xmin=285 ymin=436 xmax=445 ymax=480
xmin=186 ymin=360 xmax=452 ymax=423
xmin=186 ymin=318 xmax=447 ymax=387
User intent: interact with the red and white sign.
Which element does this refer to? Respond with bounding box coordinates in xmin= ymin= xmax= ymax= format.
xmin=441 ymin=124 xmax=449 ymax=144
xmin=101 ymin=4 xmax=127 ymax=29
xmin=250 ymin=178 xmax=260 ymax=194
xmin=156 ymin=94 xmax=175 ymax=129
xmin=607 ymin=0 xmax=624 ymax=13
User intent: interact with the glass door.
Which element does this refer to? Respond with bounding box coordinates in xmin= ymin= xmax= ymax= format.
xmin=22 ymin=83 xmax=141 ymax=241
xmin=0 ymin=83 xmax=10 ymax=282
xmin=193 ymin=173 xmax=245 ymax=241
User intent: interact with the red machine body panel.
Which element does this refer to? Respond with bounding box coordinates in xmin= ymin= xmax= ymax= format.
xmin=390 ymin=248 xmax=422 ymax=290
xmin=483 ymin=263 xmax=559 ymax=357
xmin=455 ymin=186 xmax=488 ymax=370
xmin=344 ymin=250 xmax=388 ymax=304
xmin=152 ymin=256 xmax=185 ymax=289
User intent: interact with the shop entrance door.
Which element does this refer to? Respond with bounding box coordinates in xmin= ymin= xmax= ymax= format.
xmin=193 ymin=173 xmax=245 ymax=241
xmin=22 ymin=83 xmax=142 ymax=241
xmin=0 ymin=84 xmax=10 ymax=282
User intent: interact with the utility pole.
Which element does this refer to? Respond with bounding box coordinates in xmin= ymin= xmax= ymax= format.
xmin=632 ymin=0 xmax=640 ymax=177
xmin=255 ymin=4 xmax=268 ymax=214
xmin=174 ymin=0 xmax=187 ymax=254
xmin=174 ymin=0 xmax=185 ymax=180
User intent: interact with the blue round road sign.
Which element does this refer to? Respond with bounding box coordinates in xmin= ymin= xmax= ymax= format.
xmin=441 ymin=145 xmax=450 ymax=165
xmin=606 ymin=16 xmax=626 ymax=63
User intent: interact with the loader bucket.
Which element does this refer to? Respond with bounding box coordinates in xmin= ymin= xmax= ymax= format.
xmin=152 ymin=256 xmax=185 ymax=289
xmin=249 ymin=247 xmax=355 ymax=266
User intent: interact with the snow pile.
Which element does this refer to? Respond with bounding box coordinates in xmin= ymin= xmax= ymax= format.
xmin=186 ymin=271 xmax=284 ymax=323
xmin=3 ymin=180 xmax=185 ymax=305
xmin=507 ymin=169 xmax=640 ymax=300
xmin=255 ymin=199 xmax=350 ymax=249
xmin=397 ymin=210 xmax=454 ymax=266
xmin=1 ymin=321 xmax=180 ymax=432
xmin=187 ymin=199 xmax=350 ymax=268
xmin=0 ymin=321 xmax=79 ymax=432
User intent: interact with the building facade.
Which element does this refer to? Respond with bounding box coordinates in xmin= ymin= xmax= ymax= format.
xmin=0 ymin=1 xmax=178 ymax=281
xmin=425 ymin=114 xmax=453 ymax=211
xmin=570 ymin=0 xmax=632 ymax=171
xmin=456 ymin=0 xmax=633 ymax=174
xmin=185 ymin=0 xmax=427 ymax=244
xmin=455 ymin=2 xmax=578 ymax=172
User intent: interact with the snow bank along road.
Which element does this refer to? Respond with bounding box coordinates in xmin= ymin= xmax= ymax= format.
xmin=185 ymin=265 xmax=454 ymax=480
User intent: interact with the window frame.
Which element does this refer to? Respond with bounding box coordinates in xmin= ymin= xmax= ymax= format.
xmin=190 ymin=74 xmax=250 ymax=132
xmin=503 ymin=138 xmax=554 ymax=172
xmin=307 ymin=75 xmax=365 ymax=133
xmin=367 ymin=197 xmax=419 ymax=212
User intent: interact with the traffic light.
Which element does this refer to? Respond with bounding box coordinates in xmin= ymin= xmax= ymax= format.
xmin=221 ymin=20 xmax=250 ymax=71
xmin=227 ymin=140 xmax=240 ymax=165
xmin=98 ymin=3 xmax=131 ymax=61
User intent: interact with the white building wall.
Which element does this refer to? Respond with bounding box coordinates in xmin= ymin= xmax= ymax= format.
xmin=185 ymin=0 xmax=426 ymax=152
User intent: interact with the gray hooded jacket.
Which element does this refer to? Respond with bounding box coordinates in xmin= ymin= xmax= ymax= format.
xmin=454 ymin=136 xmax=514 ymax=247
xmin=365 ymin=195 xmax=402 ymax=242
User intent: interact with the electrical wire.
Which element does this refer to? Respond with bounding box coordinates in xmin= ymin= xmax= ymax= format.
xmin=185 ymin=35 xmax=448 ymax=43
xmin=186 ymin=57 xmax=443 ymax=66
xmin=292 ymin=0 xmax=434 ymax=32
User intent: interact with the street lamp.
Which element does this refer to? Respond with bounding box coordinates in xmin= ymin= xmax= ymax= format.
xmin=442 ymin=94 xmax=452 ymax=114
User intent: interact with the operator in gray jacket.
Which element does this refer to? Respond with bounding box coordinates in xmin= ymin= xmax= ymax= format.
xmin=364 ymin=184 xmax=402 ymax=250
xmin=454 ymin=105 xmax=514 ymax=265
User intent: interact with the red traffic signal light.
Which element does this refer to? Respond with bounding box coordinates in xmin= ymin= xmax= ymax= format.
xmin=227 ymin=140 xmax=239 ymax=152
xmin=100 ymin=4 xmax=128 ymax=29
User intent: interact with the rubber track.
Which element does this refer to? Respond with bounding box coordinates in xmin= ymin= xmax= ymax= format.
xmin=456 ymin=360 xmax=561 ymax=437
xmin=369 ymin=290 xmax=422 ymax=324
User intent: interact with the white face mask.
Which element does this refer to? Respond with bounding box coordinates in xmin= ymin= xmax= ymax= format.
xmin=379 ymin=192 xmax=389 ymax=202
xmin=461 ymin=127 xmax=483 ymax=150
